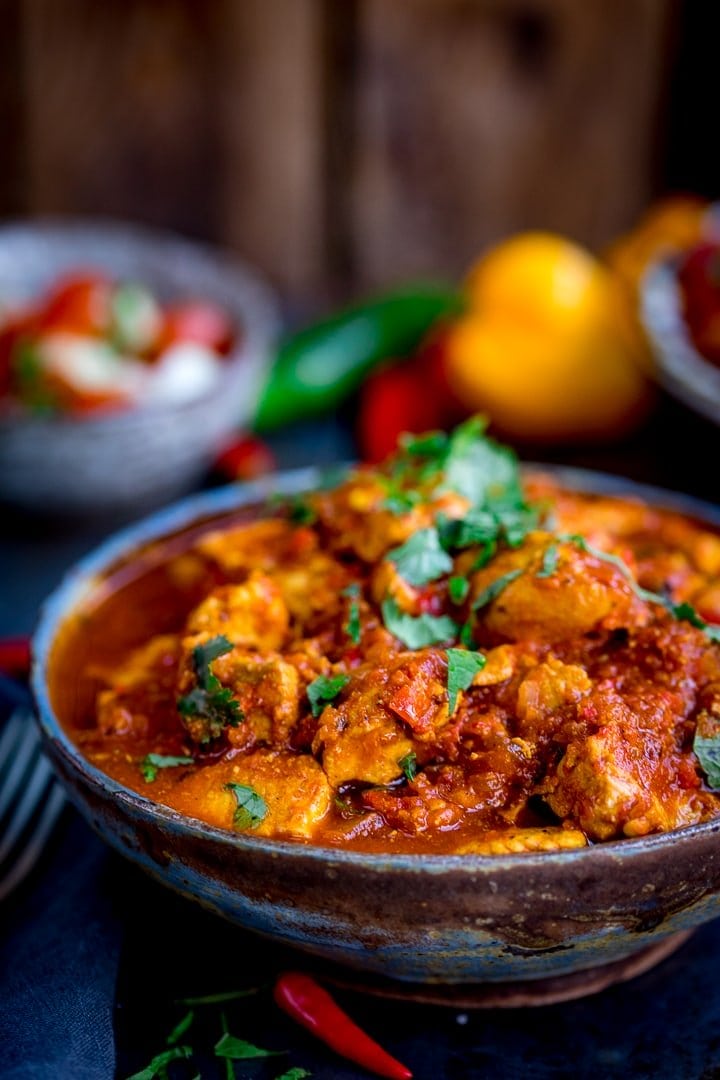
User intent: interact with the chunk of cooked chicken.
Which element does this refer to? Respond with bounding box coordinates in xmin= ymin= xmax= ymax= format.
xmin=185 ymin=573 xmax=289 ymax=652
xmin=516 ymin=656 xmax=592 ymax=738
xmin=196 ymin=518 xmax=310 ymax=574
xmin=470 ymin=532 xmax=649 ymax=644
xmin=211 ymin=649 xmax=301 ymax=746
xmin=171 ymin=749 xmax=331 ymax=839
xmin=97 ymin=635 xmax=181 ymax=738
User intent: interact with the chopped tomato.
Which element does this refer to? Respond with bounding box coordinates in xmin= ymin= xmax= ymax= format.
xmin=156 ymin=301 xmax=235 ymax=357
xmin=37 ymin=273 xmax=111 ymax=337
xmin=213 ymin=435 xmax=276 ymax=481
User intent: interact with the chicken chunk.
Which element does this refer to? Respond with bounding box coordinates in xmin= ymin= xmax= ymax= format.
xmin=97 ymin=635 xmax=181 ymax=739
xmin=470 ymin=532 xmax=649 ymax=644
xmin=196 ymin=518 xmax=308 ymax=574
xmin=211 ymin=649 xmax=301 ymax=745
xmin=185 ymin=573 xmax=289 ymax=652
xmin=516 ymin=656 xmax=592 ymax=739
xmin=171 ymin=749 xmax=331 ymax=839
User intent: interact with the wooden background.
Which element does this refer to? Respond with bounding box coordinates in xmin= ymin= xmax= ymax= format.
xmin=0 ymin=0 xmax=713 ymax=313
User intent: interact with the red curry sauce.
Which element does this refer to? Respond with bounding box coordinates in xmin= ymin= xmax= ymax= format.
xmin=50 ymin=422 xmax=720 ymax=854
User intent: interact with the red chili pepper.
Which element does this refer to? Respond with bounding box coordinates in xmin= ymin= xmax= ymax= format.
xmin=273 ymin=972 xmax=412 ymax=1080
xmin=0 ymin=637 xmax=31 ymax=678
xmin=213 ymin=435 xmax=276 ymax=482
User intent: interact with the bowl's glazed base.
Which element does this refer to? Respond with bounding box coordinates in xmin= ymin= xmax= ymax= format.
xmin=324 ymin=931 xmax=692 ymax=1008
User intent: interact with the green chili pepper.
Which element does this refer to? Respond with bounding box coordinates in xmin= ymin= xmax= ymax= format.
xmin=253 ymin=285 xmax=463 ymax=431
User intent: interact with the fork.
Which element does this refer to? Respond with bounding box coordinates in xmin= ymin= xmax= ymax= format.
xmin=0 ymin=676 xmax=65 ymax=903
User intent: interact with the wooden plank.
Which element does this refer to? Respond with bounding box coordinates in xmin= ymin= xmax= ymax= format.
xmin=21 ymin=0 xmax=227 ymax=239
xmin=216 ymin=0 xmax=325 ymax=309
xmin=350 ymin=0 xmax=674 ymax=291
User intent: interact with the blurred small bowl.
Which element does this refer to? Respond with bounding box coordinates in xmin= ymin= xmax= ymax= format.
xmin=0 ymin=220 xmax=278 ymax=513
xmin=641 ymin=257 xmax=720 ymax=424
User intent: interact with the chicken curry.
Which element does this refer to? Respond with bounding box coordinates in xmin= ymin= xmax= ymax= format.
xmin=51 ymin=418 xmax=720 ymax=854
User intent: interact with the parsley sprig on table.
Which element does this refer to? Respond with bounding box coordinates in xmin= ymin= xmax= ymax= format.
xmin=177 ymin=635 xmax=243 ymax=743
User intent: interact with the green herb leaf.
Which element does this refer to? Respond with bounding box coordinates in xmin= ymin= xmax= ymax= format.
xmin=442 ymin=416 xmax=524 ymax=509
xmin=382 ymin=491 xmax=422 ymax=515
xmin=139 ymin=753 xmax=194 ymax=784
xmin=381 ymin=598 xmax=459 ymax=648
xmin=447 ymin=649 xmax=487 ymax=714
xmin=437 ymin=509 xmax=498 ymax=550
xmin=400 ymin=430 xmax=449 ymax=458
xmin=275 ymin=1069 xmax=312 ymax=1080
xmin=307 ymin=674 xmax=351 ymax=717
xmin=125 ymin=1045 xmax=193 ymax=1080
xmin=537 ymin=543 xmax=559 ymax=579
xmin=694 ymin=729 xmax=720 ymax=790
xmin=399 ymin=751 xmax=418 ymax=782
xmin=472 ymin=569 xmax=523 ymax=612
xmin=214 ymin=1033 xmax=286 ymax=1060
xmin=387 ymin=528 xmax=453 ymax=586
xmin=494 ymin=503 xmax=540 ymax=547
xmin=192 ymin=635 xmax=234 ymax=688
xmin=166 ymin=1009 xmax=194 ymax=1046
xmin=342 ymin=584 xmax=362 ymax=645
xmin=180 ymin=989 xmax=259 ymax=1006
xmin=289 ymin=498 xmax=317 ymax=525
xmin=459 ymin=620 xmax=475 ymax=648
xmin=448 ymin=576 xmax=470 ymax=604
xmin=225 ymin=783 xmax=267 ymax=830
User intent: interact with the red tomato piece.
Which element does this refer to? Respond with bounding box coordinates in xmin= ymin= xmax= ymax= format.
xmin=213 ymin=435 xmax=276 ymax=481
xmin=37 ymin=273 xmax=111 ymax=337
xmin=156 ymin=301 xmax=235 ymax=356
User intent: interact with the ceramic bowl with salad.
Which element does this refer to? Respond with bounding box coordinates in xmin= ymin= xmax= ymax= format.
xmin=0 ymin=221 xmax=278 ymax=513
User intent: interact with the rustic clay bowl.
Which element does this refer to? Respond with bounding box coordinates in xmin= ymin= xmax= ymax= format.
xmin=31 ymin=468 xmax=720 ymax=1005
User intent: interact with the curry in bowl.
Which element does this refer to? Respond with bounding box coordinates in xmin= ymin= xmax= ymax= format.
xmin=49 ymin=419 xmax=720 ymax=855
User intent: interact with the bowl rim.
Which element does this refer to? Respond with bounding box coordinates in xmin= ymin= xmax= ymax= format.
xmin=0 ymin=215 xmax=279 ymax=424
xmin=30 ymin=463 xmax=720 ymax=873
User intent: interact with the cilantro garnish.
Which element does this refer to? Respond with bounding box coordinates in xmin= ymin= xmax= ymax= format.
xmin=224 ymin=783 xmax=267 ymax=830
xmin=387 ymin=528 xmax=453 ymax=586
xmin=275 ymin=1069 xmax=312 ymax=1080
xmin=166 ymin=1009 xmax=194 ymax=1046
xmin=307 ymin=674 xmax=351 ymax=717
xmin=342 ymin=584 xmax=362 ymax=645
xmin=693 ymin=728 xmax=720 ymax=790
xmin=140 ymin=753 xmax=195 ymax=783
xmin=446 ymin=649 xmax=487 ymax=714
xmin=448 ymin=576 xmax=470 ymax=604
xmin=214 ymin=1034 xmax=285 ymax=1060
xmin=459 ymin=621 xmax=475 ymax=648
xmin=382 ymin=488 xmax=423 ymax=515
xmin=400 ymin=430 xmax=449 ymax=458
xmin=537 ymin=543 xmax=559 ymax=579
xmin=289 ymin=497 xmax=317 ymax=525
xmin=381 ymin=598 xmax=459 ymax=648
xmin=437 ymin=509 xmax=497 ymax=550
xmin=441 ymin=416 xmax=524 ymax=508
xmin=399 ymin=751 xmax=418 ymax=782
xmin=126 ymin=1045 xmax=193 ymax=1080
xmin=177 ymin=635 xmax=243 ymax=742
xmin=472 ymin=569 xmax=523 ymax=612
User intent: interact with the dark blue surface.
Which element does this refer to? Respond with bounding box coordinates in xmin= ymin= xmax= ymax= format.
xmin=2 ymin=405 xmax=720 ymax=1079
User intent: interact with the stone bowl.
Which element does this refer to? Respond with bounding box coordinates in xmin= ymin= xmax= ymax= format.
xmin=0 ymin=219 xmax=278 ymax=513
xmin=30 ymin=467 xmax=720 ymax=1005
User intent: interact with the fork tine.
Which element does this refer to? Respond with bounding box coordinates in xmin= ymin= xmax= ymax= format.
xmin=0 ymin=720 xmax=42 ymax=819
xmin=0 ymin=754 xmax=53 ymax=862
xmin=0 ymin=783 xmax=65 ymax=903
xmin=0 ymin=710 xmax=26 ymax=767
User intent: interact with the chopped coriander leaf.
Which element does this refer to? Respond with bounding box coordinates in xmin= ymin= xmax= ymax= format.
xmin=382 ymin=491 xmax=422 ymax=514
xmin=459 ymin=621 xmax=475 ymax=648
xmin=275 ymin=1069 xmax=312 ymax=1080
xmin=471 ymin=541 xmax=497 ymax=570
xmin=342 ymin=584 xmax=362 ymax=644
xmin=125 ymin=1045 xmax=193 ymax=1080
xmin=537 ymin=543 xmax=559 ymax=579
xmin=400 ymin=430 xmax=449 ymax=458
xmin=180 ymin=989 xmax=259 ymax=1006
xmin=140 ymin=753 xmax=194 ymax=783
xmin=494 ymin=503 xmax=540 ymax=547
xmin=214 ymin=1033 xmax=286 ymax=1060
xmin=399 ymin=751 xmax=418 ymax=782
xmin=307 ymin=674 xmax=351 ymax=717
xmin=694 ymin=728 xmax=720 ymax=790
xmin=447 ymin=649 xmax=487 ymax=714
xmin=381 ymin=598 xmax=459 ymax=648
xmin=289 ymin=498 xmax=317 ymax=525
xmin=448 ymin=576 xmax=470 ymax=604
xmin=472 ymin=569 xmax=523 ymax=612
xmin=442 ymin=416 xmax=524 ymax=509
xmin=672 ymin=601 xmax=707 ymax=628
xmin=437 ymin=509 xmax=497 ymax=550
xmin=387 ymin=528 xmax=453 ymax=586
xmin=192 ymin=635 xmax=234 ymax=688
xmin=177 ymin=683 xmax=243 ymax=742
xmin=166 ymin=1009 xmax=194 ymax=1046
xmin=225 ymin=783 xmax=267 ymax=830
